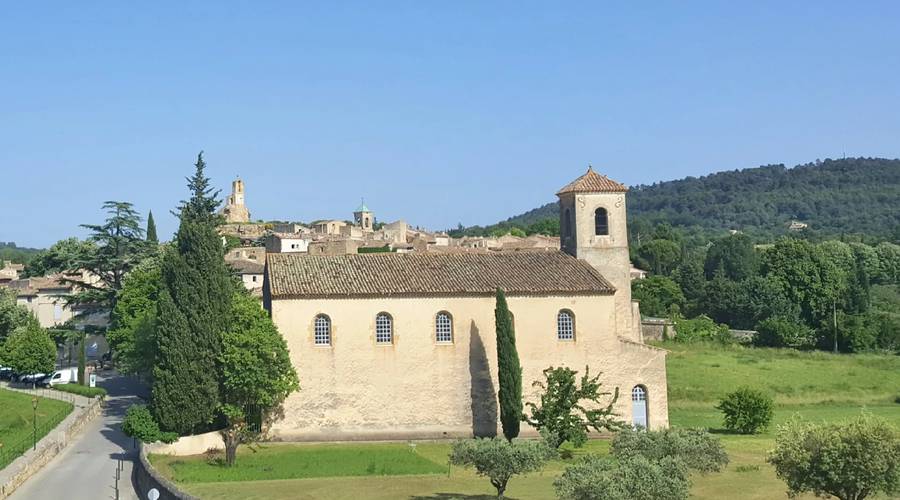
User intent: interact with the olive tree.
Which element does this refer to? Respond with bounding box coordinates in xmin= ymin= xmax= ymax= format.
xmin=768 ymin=413 xmax=900 ymax=500
xmin=449 ymin=438 xmax=555 ymax=498
xmin=611 ymin=427 xmax=729 ymax=473
xmin=525 ymin=365 xmax=622 ymax=448
xmin=555 ymin=455 xmax=689 ymax=500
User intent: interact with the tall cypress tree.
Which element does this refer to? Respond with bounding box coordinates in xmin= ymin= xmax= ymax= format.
xmin=495 ymin=288 xmax=522 ymax=441
xmin=152 ymin=152 xmax=233 ymax=434
xmin=146 ymin=210 xmax=158 ymax=244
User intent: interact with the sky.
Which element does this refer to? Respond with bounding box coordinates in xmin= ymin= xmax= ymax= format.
xmin=2 ymin=2 xmax=899 ymax=248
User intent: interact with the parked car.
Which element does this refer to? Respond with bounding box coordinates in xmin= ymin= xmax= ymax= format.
xmin=17 ymin=372 xmax=48 ymax=385
xmin=45 ymin=367 xmax=78 ymax=387
xmin=0 ymin=366 xmax=13 ymax=380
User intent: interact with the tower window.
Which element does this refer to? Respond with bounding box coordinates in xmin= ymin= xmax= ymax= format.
xmin=375 ymin=313 xmax=393 ymax=344
xmin=595 ymin=208 xmax=609 ymax=236
xmin=557 ymin=310 xmax=575 ymax=340
xmin=564 ymin=208 xmax=573 ymax=237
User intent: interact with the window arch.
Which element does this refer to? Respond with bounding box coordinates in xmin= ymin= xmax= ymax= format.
xmin=375 ymin=313 xmax=393 ymax=344
xmin=564 ymin=208 xmax=573 ymax=237
xmin=632 ymin=385 xmax=648 ymax=428
xmin=435 ymin=312 xmax=453 ymax=343
xmin=557 ymin=310 xmax=575 ymax=340
xmin=314 ymin=314 xmax=331 ymax=345
xmin=595 ymin=208 xmax=609 ymax=235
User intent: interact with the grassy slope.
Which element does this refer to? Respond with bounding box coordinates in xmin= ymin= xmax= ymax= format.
xmin=0 ymin=388 xmax=73 ymax=468
xmin=152 ymin=345 xmax=900 ymax=499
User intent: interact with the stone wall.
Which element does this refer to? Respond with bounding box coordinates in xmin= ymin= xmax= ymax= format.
xmin=0 ymin=393 xmax=101 ymax=499
xmin=641 ymin=318 xmax=676 ymax=341
xmin=133 ymin=444 xmax=199 ymax=500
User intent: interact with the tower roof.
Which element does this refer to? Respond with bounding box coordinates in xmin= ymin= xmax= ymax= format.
xmin=355 ymin=198 xmax=371 ymax=213
xmin=556 ymin=166 xmax=628 ymax=195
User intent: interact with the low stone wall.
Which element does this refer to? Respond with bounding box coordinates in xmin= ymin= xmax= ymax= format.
xmin=641 ymin=317 xmax=676 ymax=341
xmin=0 ymin=393 xmax=101 ymax=499
xmin=134 ymin=443 xmax=199 ymax=500
xmin=147 ymin=431 xmax=224 ymax=456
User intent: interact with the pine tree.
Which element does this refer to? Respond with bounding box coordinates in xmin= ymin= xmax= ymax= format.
xmin=152 ymin=153 xmax=233 ymax=435
xmin=146 ymin=210 xmax=158 ymax=244
xmin=495 ymin=288 xmax=522 ymax=441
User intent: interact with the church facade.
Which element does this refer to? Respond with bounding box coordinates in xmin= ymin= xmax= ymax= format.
xmin=263 ymin=168 xmax=668 ymax=441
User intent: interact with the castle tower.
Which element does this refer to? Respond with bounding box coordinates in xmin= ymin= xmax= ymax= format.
xmin=557 ymin=166 xmax=638 ymax=338
xmin=354 ymin=200 xmax=374 ymax=232
xmin=220 ymin=177 xmax=251 ymax=223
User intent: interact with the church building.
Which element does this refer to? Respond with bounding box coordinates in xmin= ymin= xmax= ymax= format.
xmin=263 ymin=167 xmax=668 ymax=441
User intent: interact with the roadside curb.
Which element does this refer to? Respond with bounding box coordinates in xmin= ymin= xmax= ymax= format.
xmin=0 ymin=393 xmax=103 ymax=499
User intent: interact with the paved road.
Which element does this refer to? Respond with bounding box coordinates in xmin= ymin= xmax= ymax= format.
xmin=9 ymin=372 xmax=147 ymax=500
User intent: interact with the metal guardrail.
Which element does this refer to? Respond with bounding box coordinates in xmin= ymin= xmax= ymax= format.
xmin=0 ymin=403 xmax=73 ymax=469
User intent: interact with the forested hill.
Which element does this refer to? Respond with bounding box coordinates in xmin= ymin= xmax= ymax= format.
xmin=459 ymin=157 xmax=900 ymax=241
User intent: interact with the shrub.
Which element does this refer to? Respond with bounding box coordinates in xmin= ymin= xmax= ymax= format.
xmin=555 ymin=454 xmax=689 ymax=500
xmin=122 ymin=405 xmax=178 ymax=444
xmin=611 ymin=428 xmax=728 ymax=473
xmin=754 ymin=317 xmax=815 ymax=348
xmin=768 ymin=413 xmax=900 ymax=500
xmin=54 ymin=383 xmax=107 ymax=398
xmin=716 ymin=387 xmax=774 ymax=434
xmin=674 ymin=315 xmax=732 ymax=344
xmin=449 ymin=438 xmax=555 ymax=498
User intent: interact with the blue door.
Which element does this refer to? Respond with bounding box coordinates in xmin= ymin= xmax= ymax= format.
xmin=632 ymin=386 xmax=648 ymax=428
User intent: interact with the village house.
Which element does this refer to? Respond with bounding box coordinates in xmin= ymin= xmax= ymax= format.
xmin=263 ymin=167 xmax=668 ymax=441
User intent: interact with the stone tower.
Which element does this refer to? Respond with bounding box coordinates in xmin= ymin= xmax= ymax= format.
xmin=221 ymin=178 xmax=251 ymax=223
xmin=557 ymin=166 xmax=638 ymax=339
xmin=354 ymin=200 xmax=374 ymax=232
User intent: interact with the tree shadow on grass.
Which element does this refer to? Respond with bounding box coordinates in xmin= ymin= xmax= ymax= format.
xmin=410 ymin=494 xmax=507 ymax=500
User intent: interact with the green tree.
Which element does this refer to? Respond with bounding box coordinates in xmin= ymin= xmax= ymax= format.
xmin=107 ymin=257 xmax=160 ymax=378
xmin=219 ymin=292 xmax=299 ymax=466
xmin=611 ymin=427 xmax=729 ymax=474
xmin=525 ymin=366 xmax=621 ymax=448
xmin=0 ymin=288 xmax=38 ymax=344
xmin=146 ymin=210 xmax=158 ymax=244
xmin=631 ymin=276 xmax=685 ymax=317
xmin=636 ymin=239 xmax=681 ymax=276
xmin=716 ymin=387 xmax=774 ymax=434
xmin=754 ymin=317 xmax=815 ymax=348
xmin=672 ymin=256 xmax=706 ymax=317
xmin=555 ymin=455 xmax=689 ymax=500
xmin=1 ymin=322 xmax=56 ymax=384
xmin=449 ymin=438 xmax=555 ymax=499
xmin=495 ymin=288 xmax=522 ymax=441
xmin=768 ymin=413 xmax=900 ymax=500
xmin=152 ymin=153 xmax=233 ymax=435
xmin=22 ymin=237 xmax=96 ymax=278
xmin=69 ymin=201 xmax=150 ymax=313
xmin=704 ymin=233 xmax=757 ymax=281
xmin=122 ymin=405 xmax=177 ymax=444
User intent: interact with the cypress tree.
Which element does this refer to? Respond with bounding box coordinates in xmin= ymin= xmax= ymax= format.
xmin=152 ymin=152 xmax=233 ymax=435
xmin=146 ymin=210 xmax=158 ymax=244
xmin=495 ymin=287 xmax=522 ymax=441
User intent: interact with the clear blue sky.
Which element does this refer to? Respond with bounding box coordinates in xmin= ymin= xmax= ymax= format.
xmin=2 ymin=2 xmax=899 ymax=248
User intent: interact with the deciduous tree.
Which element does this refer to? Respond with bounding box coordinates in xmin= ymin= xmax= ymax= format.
xmin=1 ymin=322 xmax=55 ymax=384
xmin=449 ymin=438 xmax=555 ymax=499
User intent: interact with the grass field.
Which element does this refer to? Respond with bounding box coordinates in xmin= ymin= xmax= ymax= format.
xmin=0 ymin=388 xmax=74 ymax=469
xmin=151 ymin=343 xmax=900 ymax=499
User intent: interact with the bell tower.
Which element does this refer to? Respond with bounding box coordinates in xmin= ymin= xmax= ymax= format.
xmin=557 ymin=166 xmax=636 ymax=338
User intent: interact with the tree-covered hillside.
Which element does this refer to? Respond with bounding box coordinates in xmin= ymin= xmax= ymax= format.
xmin=454 ymin=157 xmax=900 ymax=242
xmin=0 ymin=242 xmax=42 ymax=264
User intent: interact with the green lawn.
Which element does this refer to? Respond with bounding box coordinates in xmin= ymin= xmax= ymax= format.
xmin=151 ymin=343 xmax=900 ymax=499
xmin=0 ymin=388 xmax=74 ymax=469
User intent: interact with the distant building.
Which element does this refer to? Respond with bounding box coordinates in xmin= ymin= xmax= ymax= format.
xmin=265 ymin=233 xmax=310 ymax=253
xmin=220 ymin=178 xmax=251 ymax=223
xmin=314 ymin=220 xmax=347 ymax=236
xmin=5 ymin=274 xmax=78 ymax=327
xmin=0 ymin=261 xmax=24 ymax=283
xmin=226 ymin=246 xmax=266 ymax=262
xmin=788 ymin=220 xmax=808 ymax=231
xmin=229 ymin=259 xmax=265 ymax=294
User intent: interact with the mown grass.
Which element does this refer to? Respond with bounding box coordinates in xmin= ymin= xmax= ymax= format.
xmin=0 ymin=388 xmax=73 ymax=469
xmin=152 ymin=344 xmax=900 ymax=499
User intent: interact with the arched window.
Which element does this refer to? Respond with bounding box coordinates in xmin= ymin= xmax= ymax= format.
xmin=375 ymin=313 xmax=393 ymax=344
xmin=557 ymin=310 xmax=575 ymax=340
xmin=314 ymin=314 xmax=331 ymax=346
xmin=436 ymin=312 xmax=453 ymax=343
xmin=632 ymin=385 xmax=648 ymax=428
xmin=595 ymin=208 xmax=609 ymax=235
xmin=564 ymin=208 xmax=573 ymax=237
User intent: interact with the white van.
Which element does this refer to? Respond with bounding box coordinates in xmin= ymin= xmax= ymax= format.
xmin=47 ymin=368 xmax=78 ymax=386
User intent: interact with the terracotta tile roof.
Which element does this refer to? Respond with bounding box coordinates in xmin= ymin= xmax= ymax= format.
xmin=267 ymin=251 xmax=615 ymax=298
xmin=228 ymin=259 xmax=265 ymax=274
xmin=556 ymin=166 xmax=628 ymax=195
